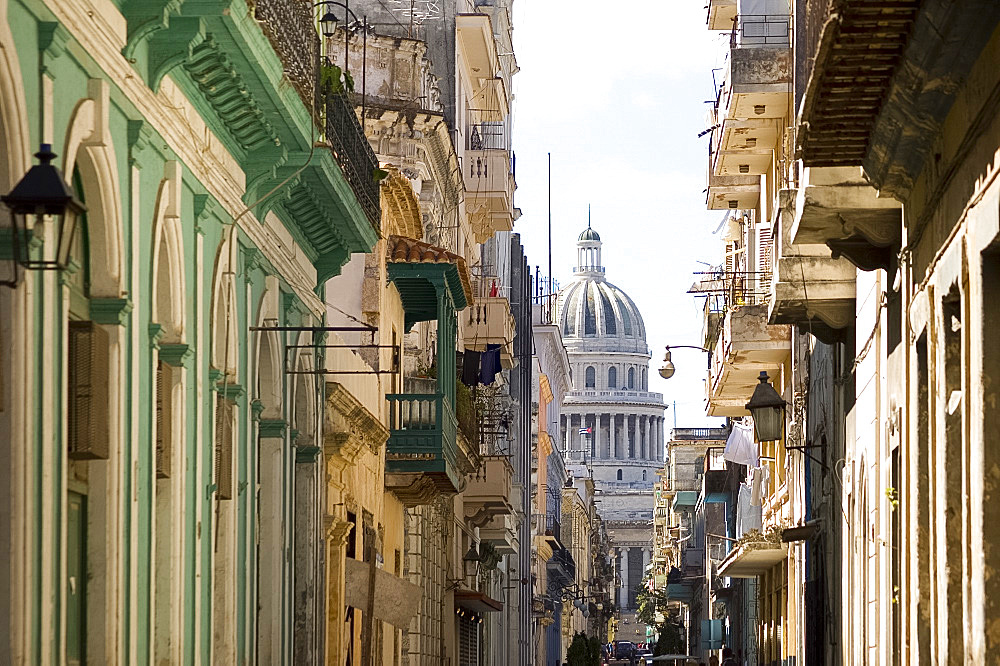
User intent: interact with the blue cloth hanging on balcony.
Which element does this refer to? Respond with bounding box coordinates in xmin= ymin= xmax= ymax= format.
xmin=479 ymin=344 xmax=501 ymax=385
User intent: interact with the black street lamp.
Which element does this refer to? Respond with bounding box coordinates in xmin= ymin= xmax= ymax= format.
xmin=745 ymin=371 xmax=786 ymax=442
xmin=319 ymin=10 xmax=339 ymax=37
xmin=314 ymin=1 xmax=370 ymax=119
xmin=2 ymin=143 xmax=85 ymax=284
xmin=658 ymin=345 xmax=710 ymax=380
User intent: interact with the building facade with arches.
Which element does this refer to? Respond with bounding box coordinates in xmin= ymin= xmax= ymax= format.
xmin=555 ymin=226 xmax=666 ymax=616
xmin=0 ymin=0 xmax=382 ymax=662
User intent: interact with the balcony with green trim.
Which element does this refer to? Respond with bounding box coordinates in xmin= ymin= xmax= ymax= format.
xmin=384 ymin=236 xmax=472 ymax=505
xmin=120 ymin=0 xmax=381 ymax=282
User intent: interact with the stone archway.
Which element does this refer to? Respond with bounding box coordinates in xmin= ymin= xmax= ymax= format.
xmin=150 ymin=166 xmax=187 ymax=664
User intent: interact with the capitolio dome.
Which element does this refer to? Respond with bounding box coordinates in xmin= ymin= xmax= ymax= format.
xmin=556 ymin=223 xmax=647 ymax=353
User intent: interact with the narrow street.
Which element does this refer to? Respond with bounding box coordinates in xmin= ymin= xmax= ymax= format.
xmin=2 ymin=0 xmax=999 ymax=664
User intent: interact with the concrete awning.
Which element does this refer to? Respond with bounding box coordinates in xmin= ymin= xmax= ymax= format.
xmin=345 ymin=558 xmax=422 ymax=629
xmin=717 ymin=542 xmax=787 ymax=578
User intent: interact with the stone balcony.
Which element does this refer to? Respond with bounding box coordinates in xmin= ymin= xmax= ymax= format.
xmin=464 ymin=149 xmax=516 ymax=243
xmin=713 ymin=26 xmax=792 ymax=177
xmin=707 ymin=172 xmax=760 ymax=211
xmin=791 ymin=167 xmax=902 ymax=273
xmin=706 ymin=0 xmax=737 ymax=30
xmin=463 ymin=296 xmax=516 ymax=369
xmin=480 ymin=481 xmax=520 ymax=555
xmin=463 ymin=455 xmax=514 ymax=527
xmin=456 ymin=13 xmax=502 ymax=105
xmin=768 ymin=189 xmax=857 ymax=343
xmin=707 ymin=304 xmax=790 ymax=417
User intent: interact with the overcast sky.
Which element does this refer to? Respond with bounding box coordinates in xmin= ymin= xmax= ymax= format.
xmin=510 ymin=1 xmax=729 ymax=428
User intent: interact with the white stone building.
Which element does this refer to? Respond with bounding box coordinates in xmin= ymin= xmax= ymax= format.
xmin=556 ymin=225 xmax=666 ymax=613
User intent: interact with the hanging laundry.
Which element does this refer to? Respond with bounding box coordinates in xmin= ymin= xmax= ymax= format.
xmin=750 ymin=465 xmax=770 ymax=506
xmin=479 ymin=344 xmax=501 ymax=385
xmin=489 ymin=280 xmax=499 ymax=297
xmin=461 ymin=350 xmax=482 ymax=387
xmin=723 ymin=422 xmax=758 ymax=467
xmin=736 ymin=483 xmax=762 ymax=538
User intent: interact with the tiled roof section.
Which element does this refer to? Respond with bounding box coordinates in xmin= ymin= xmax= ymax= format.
xmin=386 ymin=235 xmax=474 ymax=304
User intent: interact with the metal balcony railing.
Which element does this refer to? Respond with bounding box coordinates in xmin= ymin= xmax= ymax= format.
xmin=729 ymin=14 xmax=792 ymax=48
xmin=466 ymin=108 xmax=508 ymax=151
xmin=324 ymin=89 xmax=382 ymax=231
xmin=253 ymin=0 xmax=319 ymax=107
xmin=690 ymin=270 xmax=773 ymax=309
xmin=532 ymin=512 xmax=561 ymax=543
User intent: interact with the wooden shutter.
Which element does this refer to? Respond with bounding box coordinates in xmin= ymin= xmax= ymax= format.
xmin=215 ymin=393 xmax=234 ymax=500
xmin=68 ymin=321 xmax=111 ymax=459
xmin=155 ymin=361 xmax=171 ymax=478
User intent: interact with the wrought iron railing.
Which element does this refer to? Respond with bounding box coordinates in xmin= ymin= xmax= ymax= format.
xmin=253 ymin=0 xmax=319 ymax=108
xmin=325 ymin=89 xmax=382 ymax=231
xmin=252 ymin=0 xmax=381 ymax=232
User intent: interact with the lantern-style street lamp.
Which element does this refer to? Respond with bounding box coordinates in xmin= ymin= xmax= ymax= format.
xmin=462 ymin=543 xmax=481 ymax=584
xmin=1 ymin=144 xmax=85 ymax=284
xmin=744 ymin=371 xmax=786 ymax=442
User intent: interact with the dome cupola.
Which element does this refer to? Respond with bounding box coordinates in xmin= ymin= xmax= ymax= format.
xmin=556 ymin=221 xmax=648 ymax=354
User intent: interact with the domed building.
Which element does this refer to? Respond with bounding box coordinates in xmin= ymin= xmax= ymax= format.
xmin=556 ymin=224 xmax=666 ymax=613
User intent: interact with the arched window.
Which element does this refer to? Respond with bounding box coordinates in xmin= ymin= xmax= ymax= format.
xmin=628 ymin=367 xmax=635 ymax=389
xmin=617 ymin=469 xmax=623 ymax=481
xmin=608 ymin=366 xmax=617 ymax=388
xmin=642 ymin=470 xmax=647 ymax=481
xmin=585 ymin=366 xmax=596 ymax=388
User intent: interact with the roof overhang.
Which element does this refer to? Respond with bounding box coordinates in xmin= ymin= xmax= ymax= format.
xmin=387 ymin=235 xmax=472 ymax=328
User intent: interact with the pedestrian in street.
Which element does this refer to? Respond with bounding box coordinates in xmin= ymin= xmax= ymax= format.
xmin=721 ymin=647 xmax=737 ymax=666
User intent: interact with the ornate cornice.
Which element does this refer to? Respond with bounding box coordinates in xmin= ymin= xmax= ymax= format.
xmin=323 ymin=381 xmax=388 ymax=464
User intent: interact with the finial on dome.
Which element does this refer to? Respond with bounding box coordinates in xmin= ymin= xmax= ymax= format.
xmin=578 ymin=206 xmax=601 ymax=242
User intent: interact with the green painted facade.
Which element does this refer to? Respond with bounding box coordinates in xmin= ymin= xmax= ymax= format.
xmin=0 ymin=0 xmax=379 ymax=661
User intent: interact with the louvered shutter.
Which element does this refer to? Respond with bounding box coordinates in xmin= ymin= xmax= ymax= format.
xmin=215 ymin=393 xmax=234 ymax=500
xmin=757 ymin=225 xmax=773 ymax=300
xmin=757 ymin=225 xmax=773 ymax=274
xmin=458 ymin=613 xmax=478 ymax=666
xmin=156 ymin=361 xmax=171 ymax=478
xmin=68 ymin=321 xmax=111 ymax=459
